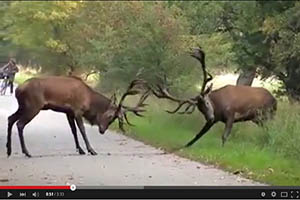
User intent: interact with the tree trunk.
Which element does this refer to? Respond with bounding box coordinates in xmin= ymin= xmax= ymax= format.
xmin=236 ymin=68 xmax=256 ymax=86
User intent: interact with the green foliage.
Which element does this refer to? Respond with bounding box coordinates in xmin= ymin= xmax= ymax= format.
xmin=265 ymin=2 xmax=300 ymax=100
xmin=1 ymin=2 xmax=199 ymax=91
xmin=1 ymin=2 xmax=82 ymax=73
xmin=2 ymin=1 xmax=300 ymax=98
xmin=169 ymin=1 xmax=225 ymax=35
xmin=217 ymin=1 xmax=300 ymax=100
xmin=73 ymin=2 xmax=191 ymax=92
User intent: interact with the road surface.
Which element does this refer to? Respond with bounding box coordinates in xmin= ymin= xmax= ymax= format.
xmin=0 ymin=93 xmax=262 ymax=186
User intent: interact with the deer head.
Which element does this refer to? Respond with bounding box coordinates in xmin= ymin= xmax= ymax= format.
xmin=150 ymin=47 xmax=215 ymax=122
xmin=98 ymin=79 xmax=150 ymax=134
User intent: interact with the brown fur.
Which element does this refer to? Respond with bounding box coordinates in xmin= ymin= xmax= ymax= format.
xmin=185 ymin=84 xmax=277 ymax=147
xmin=15 ymin=76 xmax=111 ymax=123
xmin=209 ymin=85 xmax=277 ymax=123
xmin=7 ymin=76 xmax=117 ymax=157
xmin=182 ymin=48 xmax=277 ymax=147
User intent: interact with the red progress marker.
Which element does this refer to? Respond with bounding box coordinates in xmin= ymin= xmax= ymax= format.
xmin=0 ymin=186 xmax=70 ymax=190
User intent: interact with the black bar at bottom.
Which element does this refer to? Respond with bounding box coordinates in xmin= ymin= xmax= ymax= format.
xmin=0 ymin=188 xmax=299 ymax=199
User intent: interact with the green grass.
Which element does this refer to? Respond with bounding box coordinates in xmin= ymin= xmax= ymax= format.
xmin=119 ymin=98 xmax=300 ymax=185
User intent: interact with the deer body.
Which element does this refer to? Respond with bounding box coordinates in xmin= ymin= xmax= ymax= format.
xmin=151 ymin=48 xmax=277 ymax=148
xmin=185 ymin=84 xmax=277 ymax=147
xmin=206 ymin=85 xmax=277 ymax=123
xmin=7 ymin=76 xmax=148 ymax=157
xmin=17 ymin=76 xmax=102 ymax=116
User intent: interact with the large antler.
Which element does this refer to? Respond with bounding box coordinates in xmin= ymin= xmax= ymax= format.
xmin=117 ymin=79 xmax=150 ymax=131
xmin=149 ymin=82 xmax=198 ymax=115
xmin=118 ymin=79 xmax=147 ymax=108
xmin=190 ymin=47 xmax=213 ymax=94
xmin=149 ymin=48 xmax=213 ymax=115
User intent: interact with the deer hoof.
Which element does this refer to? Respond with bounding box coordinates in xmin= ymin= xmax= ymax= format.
xmin=7 ymin=149 xmax=11 ymax=157
xmin=78 ymin=148 xmax=86 ymax=155
xmin=24 ymin=153 xmax=32 ymax=158
xmin=22 ymin=150 xmax=31 ymax=158
xmin=89 ymin=150 xmax=97 ymax=156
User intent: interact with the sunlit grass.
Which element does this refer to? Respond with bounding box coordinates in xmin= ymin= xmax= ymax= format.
xmin=206 ymin=73 xmax=281 ymax=92
xmin=14 ymin=69 xmax=36 ymax=85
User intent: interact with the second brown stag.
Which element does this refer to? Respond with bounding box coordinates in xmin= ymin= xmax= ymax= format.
xmin=7 ymin=76 xmax=149 ymax=157
xmin=151 ymin=48 xmax=277 ymax=148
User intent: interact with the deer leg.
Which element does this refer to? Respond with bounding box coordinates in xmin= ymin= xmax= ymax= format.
xmin=252 ymin=118 xmax=264 ymax=127
xmin=252 ymin=109 xmax=267 ymax=127
xmin=16 ymin=109 xmax=40 ymax=157
xmin=75 ymin=116 xmax=97 ymax=155
xmin=9 ymin=80 xmax=13 ymax=94
xmin=7 ymin=108 xmax=22 ymax=157
xmin=221 ymin=117 xmax=234 ymax=146
xmin=184 ymin=121 xmax=214 ymax=148
xmin=66 ymin=114 xmax=85 ymax=155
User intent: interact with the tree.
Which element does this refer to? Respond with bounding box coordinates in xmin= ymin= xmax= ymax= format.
xmin=2 ymin=2 xmax=83 ymax=73
xmin=73 ymin=2 xmax=194 ymax=93
xmin=262 ymin=2 xmax=300 ymax=101
xmin=1 ymin=2 xmax=196 ymax=93
xmin=215 ymin=1 xmax=298 ymax=90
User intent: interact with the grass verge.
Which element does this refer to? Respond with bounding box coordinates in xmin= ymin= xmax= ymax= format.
xmin=119 ymin=98 xmax=300 ymax=185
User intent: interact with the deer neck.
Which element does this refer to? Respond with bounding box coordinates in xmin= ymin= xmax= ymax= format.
xmin=83 ymin=92 xmax=112 ymax=125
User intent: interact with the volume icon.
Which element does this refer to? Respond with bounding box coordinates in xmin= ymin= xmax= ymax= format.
xmin=31 ymin=192 xmax=39 ymax=197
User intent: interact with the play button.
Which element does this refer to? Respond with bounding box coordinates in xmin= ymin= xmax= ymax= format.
xmin=7 ymin=192 xmax=13 ymax=198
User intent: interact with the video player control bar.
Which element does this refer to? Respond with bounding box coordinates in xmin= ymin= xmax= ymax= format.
xmin=0 ymin=186 xmax=299 ymax=199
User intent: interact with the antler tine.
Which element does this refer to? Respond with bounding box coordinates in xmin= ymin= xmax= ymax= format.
xmin=118 ymin=117 xmax=125 ymax=133
xmin=124 ymin=112 xmax=134 ymax=126
xmin=178 ymin=104 xmax=196 ymax=115
xmin=118 ymin=79 xmax=147 ymax=109
xmin=152 ymin=84 xmax=182 ymax=103
xmin=190 ymin=47 xmax=213 ymax=94
xmin=117 ymin=79 xmax=149 ymax=132
xmin=123 ymin=90 xmax=150 ymax=114
xmin=120 ymin=88 xmax=150 ymax=130
xmin=166 ymin=100 xmax=193 ymax=114
xmin=137 ymin=89 xmax=150 ymax=107
xmin=149 ymin=82 xmax=197 ymax=114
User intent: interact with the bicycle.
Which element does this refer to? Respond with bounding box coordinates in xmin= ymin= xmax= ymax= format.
xmin=0 ymin=76 xmax=10 ymax=95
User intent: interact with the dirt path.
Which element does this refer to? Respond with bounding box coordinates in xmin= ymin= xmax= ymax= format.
xmin=0 ymin=94 xmax=262 ymax=186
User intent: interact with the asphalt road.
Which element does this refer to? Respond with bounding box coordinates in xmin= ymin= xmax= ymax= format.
xmin=0 ymin=92 xmax=262 ymax=186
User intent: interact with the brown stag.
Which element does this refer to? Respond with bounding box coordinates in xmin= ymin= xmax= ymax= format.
xmin=151 ymin=48 xmax=277 ymax=148
xmin=7 ymin=76 xmax=149 ymax=157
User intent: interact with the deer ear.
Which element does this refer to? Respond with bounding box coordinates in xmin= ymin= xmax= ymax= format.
xmin=204 ymin=83 xmax=213 ymax=95
xmin=110 ymin=93 xmax=117 ymax=105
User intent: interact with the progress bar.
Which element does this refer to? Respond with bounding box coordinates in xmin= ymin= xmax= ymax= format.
xmin=0 ymin=186 xmax=70 ymax=190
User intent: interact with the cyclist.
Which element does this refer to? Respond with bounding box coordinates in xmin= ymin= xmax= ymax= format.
xmin=2 ymin=59 xmax=19 ymax=94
